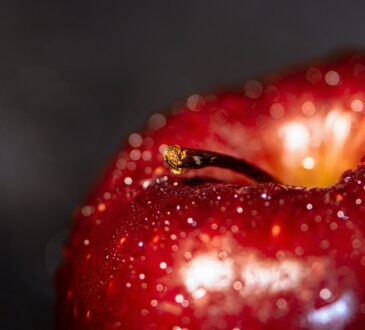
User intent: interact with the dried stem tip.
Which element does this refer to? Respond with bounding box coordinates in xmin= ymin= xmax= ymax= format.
xmin=162 ymin=144 xmax=280 ymax=184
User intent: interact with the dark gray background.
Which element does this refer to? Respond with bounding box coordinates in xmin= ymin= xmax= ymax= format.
xmin=1 ymin=0 xmax=365 ymax=329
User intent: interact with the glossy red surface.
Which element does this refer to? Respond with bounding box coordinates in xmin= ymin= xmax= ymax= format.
xmin=56 ymin=54 xmax=365 ymax=329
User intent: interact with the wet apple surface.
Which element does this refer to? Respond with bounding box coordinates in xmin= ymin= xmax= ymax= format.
xmin=56 ymin=55 xmax=365 ymax=329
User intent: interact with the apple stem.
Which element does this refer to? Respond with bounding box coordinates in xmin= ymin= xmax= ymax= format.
xmin=163 ymin=145 xmax=280 ymax=184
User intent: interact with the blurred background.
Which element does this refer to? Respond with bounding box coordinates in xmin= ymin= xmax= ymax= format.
xmin=2 ymin=0 xmax=365 ymax=328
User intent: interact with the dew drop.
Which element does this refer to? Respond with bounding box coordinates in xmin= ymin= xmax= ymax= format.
xmin=325 ymin=70 xmax=340 ymax=85
xmin=351 ymin=99 xmax=363 ymax=112
xmin=187 ymin=94 xmax=205 ymax=111
xmin=236 ymin=207 xmax=243 ymax=214
xmin=306 ymin=67 xmax=322 ymax=83
xmin=319 ymin=288 xmax=332 ymax=300
xmin=244 ymin=80 xmax=263 ymax=98
xmin=128 ymin=133 xmax=143 ymax=148
xmin=148 ymin=113 xmax=166 ymax=130
xmin=270 ymin=103 xmax=285 ymax=118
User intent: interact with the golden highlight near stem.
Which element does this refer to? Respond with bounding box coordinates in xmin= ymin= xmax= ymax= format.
xmin=163 ymin=145 xmax=281 ymax=184
xmin=264 ymin=109 xmax=365 ymax=187
xmin=163 ymin=106 xmax=365 ymax=188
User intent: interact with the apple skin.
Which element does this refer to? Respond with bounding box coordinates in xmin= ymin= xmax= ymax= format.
xmin=56 ymin=54 xmax=365 ymax=329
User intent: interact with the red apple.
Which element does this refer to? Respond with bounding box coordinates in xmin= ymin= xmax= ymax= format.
xmin=56 ymin=54 xmax=365 ymax=329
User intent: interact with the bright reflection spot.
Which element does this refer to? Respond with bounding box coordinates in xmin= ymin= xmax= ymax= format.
xmin=241 ymin=259 xmax=309 ymax=295
xmin=325 ymin=110 xmax=352 ymax=146
xmin=192 ymin=288 xmax=207 ymax=299
xmin=175 ymin=237 xmax=338 ymax=325
xmin=307 ymin=291 xmax=355 ymax=329
xmin=181 ymin=248 xmax=327 ymax=300
xmin=183 ymin=255 xmax=233 ymax=292
xmin=280 ymin=122 xmax=310 ymax=152
xmin=175 ymin=294 xmax=184 ymax=303
xmin=302 ymin=156 xmax=315 ymax=170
